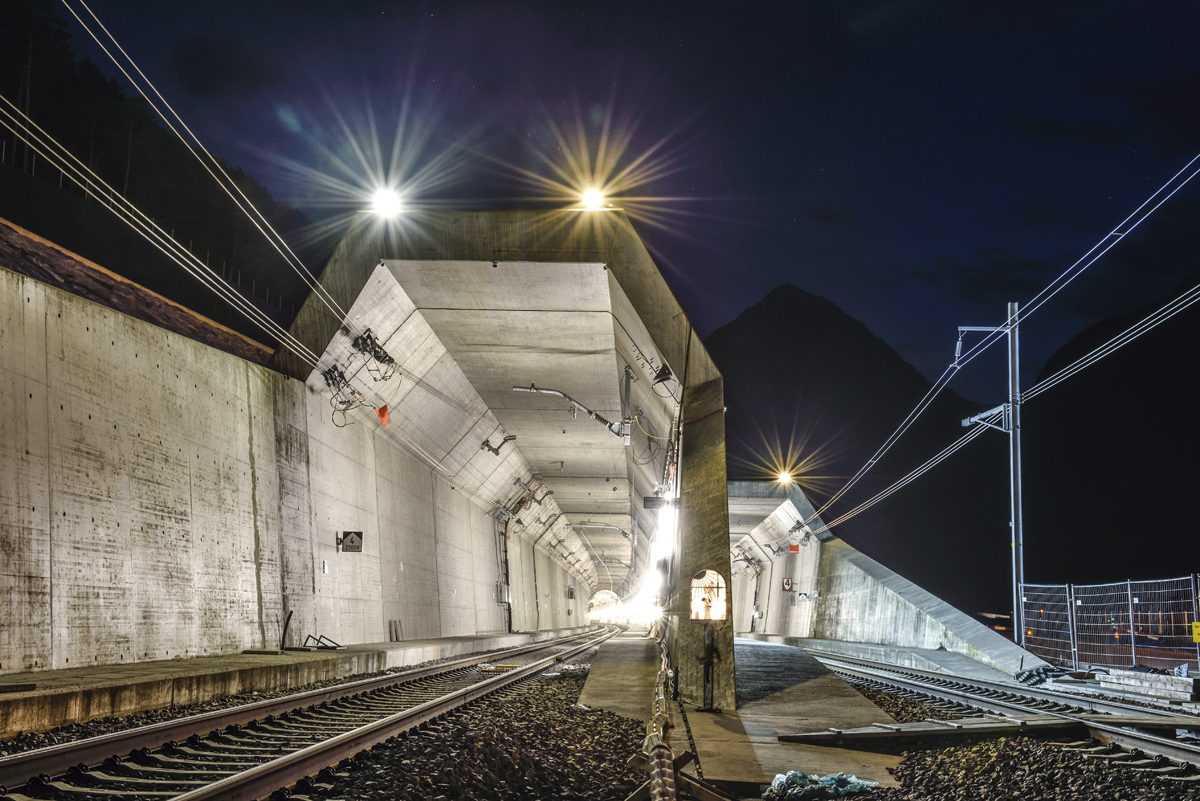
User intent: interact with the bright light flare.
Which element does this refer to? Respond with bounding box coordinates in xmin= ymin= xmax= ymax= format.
xmin=651 ymin=505 xmax=677 ymax=563
xmin=372 ymin=188 xmax=402 ymax=217
xmin=581 ymin=188 xmax=605 ymax=209
xmin=778 ymin=471 xmax=793 ymax=484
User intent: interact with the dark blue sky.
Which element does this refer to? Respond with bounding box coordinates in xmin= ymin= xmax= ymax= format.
xmin=69 ymin=0 xmax=1200 ymax=403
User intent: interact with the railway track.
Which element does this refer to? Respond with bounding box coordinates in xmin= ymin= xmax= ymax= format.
xmin=810 ymin=650 xmax=1200 ymax=768
xmin=0 ymin=628 xmax=615 ymax=801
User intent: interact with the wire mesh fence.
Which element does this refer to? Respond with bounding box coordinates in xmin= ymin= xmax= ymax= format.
xmin=1021 ymin=575 xmax=1200 ymax=671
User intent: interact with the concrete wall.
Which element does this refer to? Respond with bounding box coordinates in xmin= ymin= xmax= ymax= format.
xmin=0 ymin=266 xmax=583 ymax=675
xmin=731 ymin=534 xmax=1041 ymax=675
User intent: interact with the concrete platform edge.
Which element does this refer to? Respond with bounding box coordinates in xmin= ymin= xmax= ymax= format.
xmin=0 ymin=627 xmax=594 ymax=740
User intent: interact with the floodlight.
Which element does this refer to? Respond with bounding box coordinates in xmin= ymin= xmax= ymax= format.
xmin=581 ymin=188 xmax=604 ymax=210
xmin=372 ymin=189 xmax=402 ymax=217
xmin=779 ymin=471 xmax=793 ymax=484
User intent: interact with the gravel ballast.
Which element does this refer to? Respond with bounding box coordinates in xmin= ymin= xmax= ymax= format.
xmin=310 ymin=657 xmax=646 ymax=801
xmin=0 ymin=648 xmax=535 ymax=757
xmin=873 ymin=737 xmax=1200 ymax=801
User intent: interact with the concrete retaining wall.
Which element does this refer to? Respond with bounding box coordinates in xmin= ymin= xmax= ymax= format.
xmin=732 ymin=537 xmax=1043 ymax=675
xmin=0 ymin=266 xmax=584 ymax=675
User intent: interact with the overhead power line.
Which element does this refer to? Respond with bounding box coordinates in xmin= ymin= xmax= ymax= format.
xmin=799 ymin=276 xmax=1200 ymax=538
xmin=0 ymin=96 xmax=324 ymax=368
xmin=1025 ymin=279 xmax=1200 ymax=401
xmin=60 ymin=0 xmax=357 ymax=335
xmin=799 ymin=149 xmax=1200 ymax=531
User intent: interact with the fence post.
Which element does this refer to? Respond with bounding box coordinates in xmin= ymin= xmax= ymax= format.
xmin=1192 ymin=573 xmax=1199 ymax=668
xmin=1066 ymin=584 xmax=1079 ymax=671
xmin=1127 ymin=580 xmax=1137 ymax=667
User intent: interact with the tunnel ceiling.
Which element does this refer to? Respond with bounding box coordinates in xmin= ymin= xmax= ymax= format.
xmin=305 ymin=258 xmax=681 ymax=599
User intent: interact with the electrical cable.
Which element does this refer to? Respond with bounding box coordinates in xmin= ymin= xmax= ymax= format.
xmin=0 ymin=99 xmax=324 ymax=368
xmin=805 ymin=409 xmax=999 ymax=539
xmin=1024 ymin=280 xmax=1200 ymax=401
xmin=796 ymin=150 xmax=1200 ymax=531
xmin=574 ymin=526 xmax=615 ymax=592
xmin=777 ymin=279 xmax=1200 ymax=541
xmin=0 ymin=98 xmax=471 ymax=481
xmin=61 ymin=0 xmax=356 ymax=334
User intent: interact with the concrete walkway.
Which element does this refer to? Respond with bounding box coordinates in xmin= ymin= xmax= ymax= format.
xmin=0 ymin=627 xmax=593 ymax=740
xmin=676 ymin=639 xmax=900 ymax=791
xmin=577 ymin=633 xmax=900 ymax=793
xmin=576 ymin=627 xmax=662 ymax=721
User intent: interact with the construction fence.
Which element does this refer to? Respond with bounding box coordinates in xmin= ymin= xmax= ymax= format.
xmin=1021 ymin=576 xmax=1200 ymax=672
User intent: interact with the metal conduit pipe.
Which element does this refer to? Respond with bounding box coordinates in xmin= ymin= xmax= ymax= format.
xmin=571 ymin=521 xmax=634 ymax=542
xmin=513 ymin=384 xmax=623 ymax=438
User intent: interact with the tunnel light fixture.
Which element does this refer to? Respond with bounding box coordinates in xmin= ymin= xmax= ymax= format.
xmin=581 ymin=188 xmax=605 ymax=209
xmin=371 ymin=188 xmax=402 ymax=217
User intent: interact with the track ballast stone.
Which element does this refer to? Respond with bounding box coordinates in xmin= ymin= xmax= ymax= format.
xmin=0 ymin=648 xmax=525 ymax=757
xmin=313 ymin=659 xmax=646 ymax=801
xmin=873 ymin=737 xmax=1200 ymax=801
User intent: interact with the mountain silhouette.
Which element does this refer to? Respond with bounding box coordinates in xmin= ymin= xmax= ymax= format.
xmin=706 ymin=284 xmax=1016 ymax=616
xmin=708 ymin=280 xmax=1200 ymax=617
xmin=1022 ymin=274 xmax=1200 ymax=586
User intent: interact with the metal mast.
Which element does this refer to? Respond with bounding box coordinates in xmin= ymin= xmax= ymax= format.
xmin=958 ymin=302 xmax=1025 ymax=647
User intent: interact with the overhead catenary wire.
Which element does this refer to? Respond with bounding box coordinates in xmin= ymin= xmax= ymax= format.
xmin=60 ymin=0 xmax=357 ymax=335
xmin=796 ymin=275 xmax=1200 ymax=539
xmin=797 ymin=149 xmax=1200 ymax=531
xmin=0 ymin=98 xmax=471 ymax=481
xmin=0 ymin=98 xmax=324 ymax=368
xmin=1024 ymin=279 xmax=1200 ymax=401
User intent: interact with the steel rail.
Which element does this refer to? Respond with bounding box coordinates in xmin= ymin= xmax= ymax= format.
xmin=809 ymin=649 xmax=1199 ymax=720
xmin=171 ymin=629 xmax=616 ymax=801
xmin=817 ymin=654 xmax=1200 ymax=765
xmin=0 ymin=628 xmax=603 ymax=791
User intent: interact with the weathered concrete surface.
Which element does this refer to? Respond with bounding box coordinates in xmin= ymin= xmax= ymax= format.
xmin=273 ymin=211 xmax=731 ymax=694
xmin=0 ymin=264 xmax=585 ymax=675
xmin=672 ymin=639 xmax=899 ymax=787
xmin=0 ymin=626 xmax=594 ymax=739
xmin=0 ymin=218 xmax=272 ymax=365
xmin=729 ymin=483 xmax=1045 ymax=676
xmin=671 ymin=376 xmax=734 ymax=710
xmin=575 ymin=627 xmax=660 ymax=721
xmin=810 ymin=539 xmax=1046 ymax=675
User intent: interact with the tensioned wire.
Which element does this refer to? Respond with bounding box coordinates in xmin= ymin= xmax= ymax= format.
xmin=794 ymin=274 xmax=1200 ymax=538
xmin=61 ymin=0 xmax=357 ymax=335
xmin=795 ymin=150 xmax=1200 ymax=533
xmin=0 ymin=99 xmax=468 ymax=480
xmin=1024 ymin=279 xmax=1200 ymax=401
xmin=0 ymin=98 xmax=323 ymax=369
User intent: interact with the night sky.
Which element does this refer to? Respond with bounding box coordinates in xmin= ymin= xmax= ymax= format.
xmin=64 ymin=0 xmax=1200 ymax=404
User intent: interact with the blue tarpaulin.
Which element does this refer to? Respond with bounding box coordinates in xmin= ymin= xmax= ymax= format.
xmin=762 ymin=769 xmax=878 ymax=800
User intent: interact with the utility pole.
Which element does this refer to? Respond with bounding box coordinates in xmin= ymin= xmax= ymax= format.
xmin=958 ymin=302 xmax=1025 ymax=648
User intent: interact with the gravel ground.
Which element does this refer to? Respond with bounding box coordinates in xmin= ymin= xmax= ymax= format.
xmin=0 ymin=647 xmax=529 ymax=757
xmin=873 ymin=737 xmax=1200 ymax=801
xmin=850 ymin=684 xmax=962 ymax=724
xmin=310 ymin=656 xmax=647 ymax=801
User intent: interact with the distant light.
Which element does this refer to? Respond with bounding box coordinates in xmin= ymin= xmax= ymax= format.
xmin=779 ymin=471 xmax=793 ymax=484
xmin=372 ymin=189 xmax=402 ymax=217
xmin=581 ymin=188 xmax=604 ymax=209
